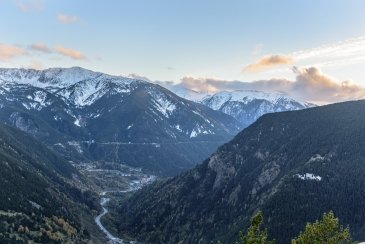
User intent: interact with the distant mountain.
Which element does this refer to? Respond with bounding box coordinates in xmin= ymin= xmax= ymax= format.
xmin=115 ymin=101 xmax=365 ymax=243
xmin=200 ymin=90 xmax=314 ymax=127
xmin=169 ymin=86 xmax=209 ymax=102
xmin=0 ymin=123 xmax=99 ymax=243
xmin=0 ymin=67 xmax=241 ymax=176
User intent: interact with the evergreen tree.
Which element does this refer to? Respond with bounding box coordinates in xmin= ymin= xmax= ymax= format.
xmin=238 ymin=211 xmax=275 ymax=244
xmin=292 ymin=211 xmax=352 ymax=244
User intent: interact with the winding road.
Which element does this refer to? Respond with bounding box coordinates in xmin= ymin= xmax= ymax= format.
xmin=95 ymin=196 xmax=124 ymax=244
xmin=94 ymin=176 xmax=156 ymax=244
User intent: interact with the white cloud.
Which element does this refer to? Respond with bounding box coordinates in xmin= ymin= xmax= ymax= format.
xmin=293 ymin=36 xmax=365 ymax=63
xmin=57 ymin=14 xmax=79 ymax=24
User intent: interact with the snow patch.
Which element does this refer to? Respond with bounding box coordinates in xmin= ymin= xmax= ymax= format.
xmin=190 ymin=130 xmax=198 ymax=138
xmin=150 ymin=91 xmax=176 ymax=118
xmin=190 ymin=124 xmax=215 ymax=138
xmin=308 ymin=154 xmax=326 ymax=163
xmin=23 ymin=90 xmax=51 ymax=110
xmin=296 ymin=173 xmax=322 ymax=181
xmin=175 ymin=124 xmax=183 ymax=132
xmin=74 ymin=118 xmax=81 ymax=127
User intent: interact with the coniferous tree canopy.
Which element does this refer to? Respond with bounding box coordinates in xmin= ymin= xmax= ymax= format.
xmin=292 ymin=211 xmax=352 ymax=244
xmin=238 ymin=211 xmax=275 ymax=244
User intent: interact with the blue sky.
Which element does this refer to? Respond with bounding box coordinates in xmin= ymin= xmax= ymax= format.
xmin=1 ymin=0 xmax=365 ymax=98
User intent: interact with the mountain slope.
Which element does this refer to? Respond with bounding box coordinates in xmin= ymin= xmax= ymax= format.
xmin=0 ymin=123 xmax=100 ymax=243
xmin=200 ymin=90 xmax=314 ymax=127
xmin=0 ymin=67 xmax=241 ymax=176
xmin=115 ymin=100 xmax=365 ymax=243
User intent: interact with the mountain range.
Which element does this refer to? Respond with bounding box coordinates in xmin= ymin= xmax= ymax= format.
xmin=0 ymin=67 xmax=241 ymax=176
xmin=115 ymin=100 xmax=365 ymax=243
xmin=200 ymin=90 xmax=314 ymax=127
xmin=170 ymin=87 xmax=314 ymax=127
xmin=0 ymin=67 xmax=313 ymax=176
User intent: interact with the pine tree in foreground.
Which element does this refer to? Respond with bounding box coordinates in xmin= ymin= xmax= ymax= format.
xmin=291 ymin=211 xmax=352 ymax=244
xmin=238 ymin=211 xmax=275 ymax=244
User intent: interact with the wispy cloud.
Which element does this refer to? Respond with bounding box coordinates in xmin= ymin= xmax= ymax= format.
xmin=294 ymin=36 xmax=365 ymax=60
xmin=29 ymin=43 xmax=51 ymax=53
xmin=245 ymin=36 xmax=365 ymax=73
xmin=57 ymin=13 xmax=79 ymax=24
xmin=55 ymin=45 xmax=87 ymax=60
xmin=243 ymin=54 xmax=294 ymax=72
xmin=0 ymin=44 xmax=27 ymax=60
xmin=15 ymin=0 xmax=44 ymax=12
xmin=1 ymin=42 xmax=88 ymax=61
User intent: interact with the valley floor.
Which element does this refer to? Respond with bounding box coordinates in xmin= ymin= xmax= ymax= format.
xmin=75 ymin=162 xmax=156 ymax=243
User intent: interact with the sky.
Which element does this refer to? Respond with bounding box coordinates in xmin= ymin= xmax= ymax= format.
xmin=1 ymin=0 xmax=365 ymax=103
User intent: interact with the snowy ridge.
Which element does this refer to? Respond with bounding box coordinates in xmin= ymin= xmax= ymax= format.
xmin=0 ymin=67 xmax=144 ymax=107
xmin=201 ymin=90 xmax=310 ymax=110
xmin=0 ymin=67 xmax=239 ymax=142
xmin=171 ymin=87 xmax=208 ymax=102
xmin=199 ymin=90 xmax=314 ymax=127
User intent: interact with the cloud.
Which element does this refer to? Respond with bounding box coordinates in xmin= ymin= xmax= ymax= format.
xmin=29 ymin=43 xmax=51 ymax=53
xmin=290 ymin=66 xmax=365 ymax=104
xmin=127 ymin=73 xmax=152 ymax=82
xmin=55 ymin=45 xmax=87 ymax=60
xmin=0 ymin=44 xmax=27 ymax=60
xmin=293 ymin=36 xmax=365 ymax=64
xmin=243 ymin=54 xmax=295 ymax=72
xmin=27 ymin=60 xmax=43 ymax=70
xmin=57 ymin=14 xmax=79 ymax=24
xmin=167 ymin=67 xmax=365 ymax=104
xmin=15 ymin=0 xmax=43 ymax=12
xmin=251 ymin=36 xmax=365 ymax=73
xmin=177 ymin=76 xmax=291 ymax=94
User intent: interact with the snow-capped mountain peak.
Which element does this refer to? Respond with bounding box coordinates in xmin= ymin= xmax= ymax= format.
xmin=0 ymin=67 xmax=241 ymax=176
xmin=199 ymin=90 xmax=314 ymax=127
xmin=201 ymin=90 xmax=310 ymax=110
xmin=0 ymin=67 xmax=147 ymax=107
